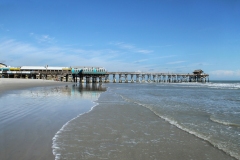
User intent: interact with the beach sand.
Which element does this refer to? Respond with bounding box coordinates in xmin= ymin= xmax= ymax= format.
xmin=0 ymin=78 xmax=70 ymax=95
xmin=0 ymin=78 xmax=94 ymax=160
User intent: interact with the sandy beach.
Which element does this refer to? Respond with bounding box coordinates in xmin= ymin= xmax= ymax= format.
xmin=0 ymin=78 xmax=95 ymax=160
xmin=0 ymin=78 xmax=71 ymax=95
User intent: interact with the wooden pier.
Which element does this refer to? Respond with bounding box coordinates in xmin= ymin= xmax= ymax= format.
xmin=105 ymin=70 xmax=209 ymax=83
xmin=0 ymin=70 xmax=209 ymax=83
xmin=0 ymin=64 xmax=209 ymax=83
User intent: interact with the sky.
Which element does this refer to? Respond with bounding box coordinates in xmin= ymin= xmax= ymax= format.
xmin=0 ymin=0 xmax=240 ymax=80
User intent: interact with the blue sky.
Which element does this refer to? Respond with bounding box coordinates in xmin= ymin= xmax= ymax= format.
xmin=0 ymin=0 xmax=240 ymax=80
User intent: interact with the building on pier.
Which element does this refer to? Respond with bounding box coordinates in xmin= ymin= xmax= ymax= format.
xmin=0 ymin=63 xmax=7 ymax=68
xmin=193 ymin=69 xmax=204 ymax=75
xmin=71 ymin=66 xmax=107 ymax=83
xmin=20 ymin=66 xmax=71 ymax=80
xmin=0 ymin=65 xmax=107 ymax=82
xmin=0 ymin=65 xmax=71 ymax=80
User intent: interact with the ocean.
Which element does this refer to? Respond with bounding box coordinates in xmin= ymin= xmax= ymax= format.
xmin=53 ymin=81 xmax=240 ymax=160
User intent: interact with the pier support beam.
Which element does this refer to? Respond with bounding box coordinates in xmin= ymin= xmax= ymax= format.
xmin=142 ymin=74 xmax=145 ymax=83
xmin=125 ymin=74 xmax=128 ymax=83
xmin=66 ymin=74 xmax=68 ymax=82
xmin=92 ymin=77 xmax=96 ymax=83
xmin=80 ymin=76 xmax=84 ymax=83
xmin=153 ymin=75 xmax=157 ymax=82
xmin=131 ymin=74 xmax=134 ymax=83
xmin=73 ymin=75 xmax=76 ymax=83
xmin=158 ymin=75 xmax=161 ymax=82
xmin=99 ymin=76 xmax=103 ymax=83
xmin=113 ymin=74 xmax=116 ymax=83
xmin=104 ymin=75 xmax=109 ymax=83
xmin=119 ymin=74 xmax=122 ymax=83
xmin=147 ymin=74 xmax=151 ymax=82
xmin=136 ymin=74 xmax=140 ymax=83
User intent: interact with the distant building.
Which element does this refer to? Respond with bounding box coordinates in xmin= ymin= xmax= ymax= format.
xmin=193 ymin=69 xmax=204 ymax=75
xmin=0 ymin=63 xmax=7 ymax=68
xmin=71 ymin=66 xmax=107 ymax=75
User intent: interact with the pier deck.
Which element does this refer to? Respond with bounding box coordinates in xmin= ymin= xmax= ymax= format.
xmin=0 ymin=64 xmax=209 ymax=83
xmin=0 ymin=70 xmax=209 ymax=83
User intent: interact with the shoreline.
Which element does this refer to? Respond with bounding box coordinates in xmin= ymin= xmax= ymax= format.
xmin=52 ymin=83 xmax=108 ymax=159
xmin=52 ymin=83 xmax=236 ymax=160
xmin=0 ymin=80 xmax=237 ymax=159
xmin=52 ymin=99 xmax=101 ymax=160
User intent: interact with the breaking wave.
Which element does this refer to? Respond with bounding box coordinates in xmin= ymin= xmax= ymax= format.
xmin=210 ymin=116 xmax=240 ymax=128
xmin=119 ymin=94 xmax=240 ymax=160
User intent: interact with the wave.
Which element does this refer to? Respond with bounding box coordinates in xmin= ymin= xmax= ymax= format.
xmin=203 ymin=82 xmax=240 ymax=90
xmin=210 ymin=116 xmax=240 ymax=128
xmin=52 ymin=88 xmax=107 ymax=160
xmin=119 ymin=94 xmax=240 ymax=160
xmin=52 ymin=102 xmax=99 ymax=160
xmin=157 ymin=82 xmax=240 ymax=90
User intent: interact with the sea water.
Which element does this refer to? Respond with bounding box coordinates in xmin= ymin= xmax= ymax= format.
xmin=117 ymin=81 xmax=240 ymax=159
xmin=52 ymin=81 xmax=240 ymax=160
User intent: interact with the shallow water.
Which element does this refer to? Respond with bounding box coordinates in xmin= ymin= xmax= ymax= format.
xmin=53 ymin=81 xmax=239 ymax=160
xmin=111 ymin=82 xmax=240 ymax=159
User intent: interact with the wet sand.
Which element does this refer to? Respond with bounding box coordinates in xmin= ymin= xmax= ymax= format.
xmin=54 ymin=87 xmax=235 ymax=159
xmin=0 ymin=79 xmax=94 ymax=160
xmin=0 ymin=78 xmax=71 ymax=95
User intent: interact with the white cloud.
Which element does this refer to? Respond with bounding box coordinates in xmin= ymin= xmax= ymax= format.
xmin=113 ymin=42 xmax=135 ymax=49
xmin=0 ymin=39 xmax=153 ymax=72
xmin=236 ymin=70 xmax=240 ymax=76
xmin=30 ymin=33 xmax=55 ymax=44
xmin=166 ymin=61 xmax=186 ymax=64
xmin=133 ymin=55 xmax=176 ymax=64
xmin=133 ymin=59 xmax=148 ymax=63
xmin=155 ymin=55 xmax=176 ymax=59
xmin=150 ymin=45 xmax=172 ymax=48
xmin=110 ymin=42 xmax=153 ymax=54
xmin=4 ymin=39 xmax=232 ymax=77
xmin=210 ymin=70 xmax=240 ymax=76
xmin=136 ymin=49 xmax=153 ymax=54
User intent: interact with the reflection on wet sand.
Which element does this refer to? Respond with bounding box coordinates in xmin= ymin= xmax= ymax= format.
xmin=69 ymin=83 xmax=106 ymax=100
xmin=21 ymin=83 xmax=107 ymax=99
xmin=0 ymin=83 xmax=106 ymax=160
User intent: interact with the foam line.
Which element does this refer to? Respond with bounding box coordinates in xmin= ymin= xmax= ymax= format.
xmin=119 ymin=94 xmax=240 ymax=160
xmin=52 ymin=87 xmax=108 ymax=160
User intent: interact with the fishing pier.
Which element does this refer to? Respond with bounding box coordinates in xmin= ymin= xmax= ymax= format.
xmin=0 ymin=63 xmax=209 ymax=83
xmin=106 ymin=70 xmax=209 ymax=83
